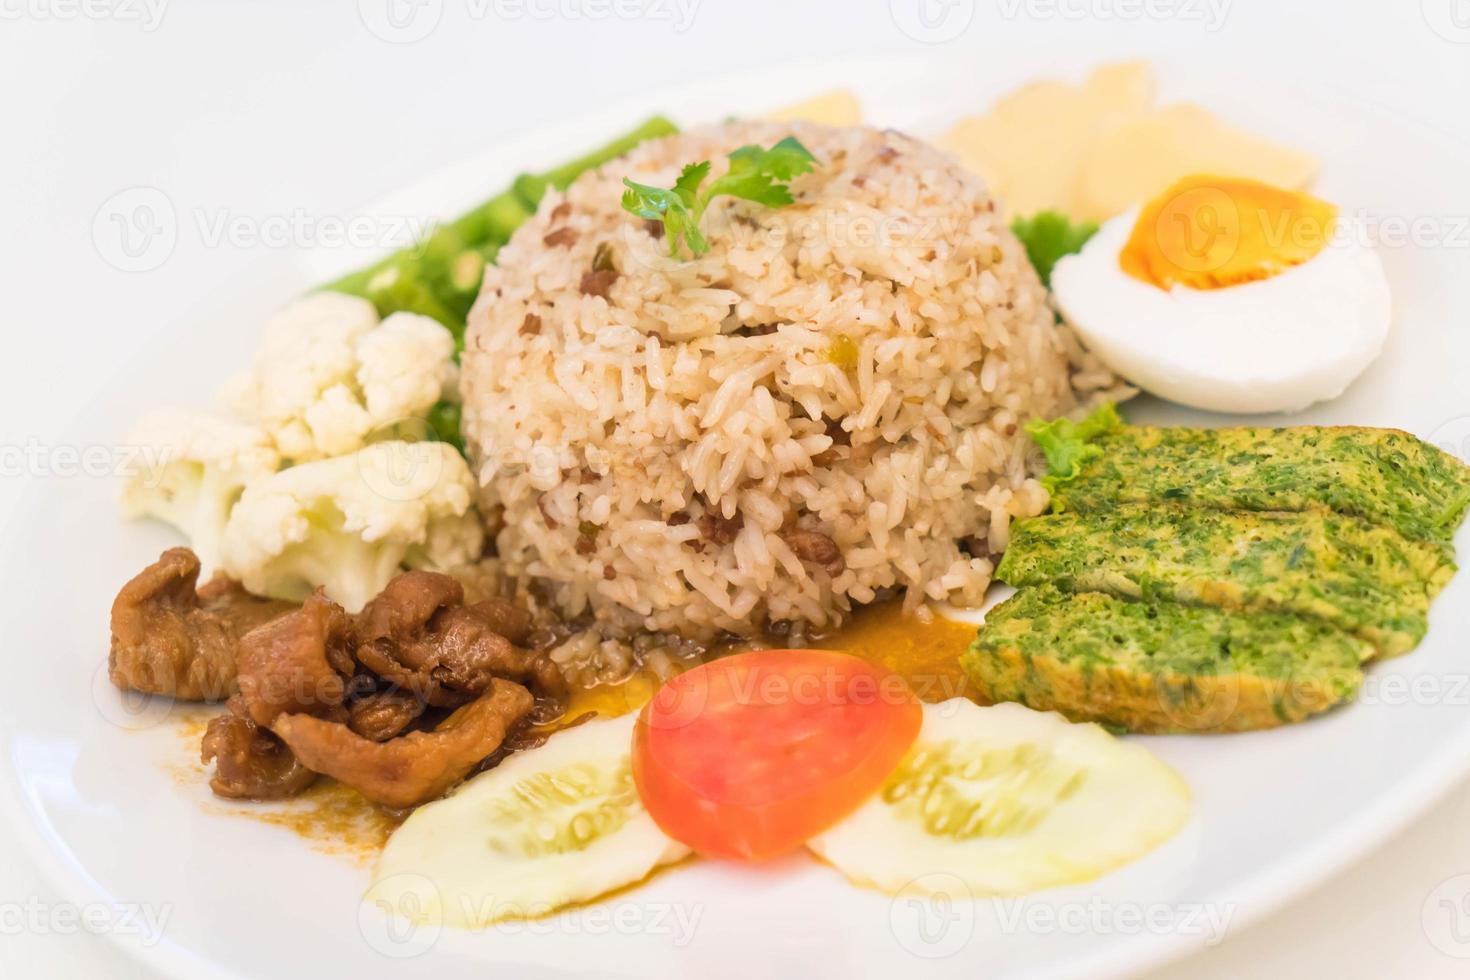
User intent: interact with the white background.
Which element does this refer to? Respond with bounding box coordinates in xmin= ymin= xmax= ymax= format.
xmin=2 ymin=0 xmax=1470 ymax=976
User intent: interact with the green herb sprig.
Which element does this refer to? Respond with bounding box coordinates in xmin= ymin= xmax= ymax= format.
xmin=621 ymin=136 xmax=817 ymax=258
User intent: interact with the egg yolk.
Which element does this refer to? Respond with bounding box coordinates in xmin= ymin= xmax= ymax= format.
xmin=1120 ymin=174 xmax=1337 ymax=290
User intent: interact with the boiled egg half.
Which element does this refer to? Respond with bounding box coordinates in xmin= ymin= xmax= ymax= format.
xmin=1051 ymin=175 xmax=1391 ymax=414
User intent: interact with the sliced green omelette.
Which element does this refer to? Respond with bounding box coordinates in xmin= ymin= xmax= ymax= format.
xmin=970 ymin=407 xmax=1470 ymax=732
xmin=963 ymin=586 xmax=1369 ymax=734
xmin=995 ymin=504 xmax=1454 ymax=657
xmin=1032 ymin=407 xmax=1470 ymax=545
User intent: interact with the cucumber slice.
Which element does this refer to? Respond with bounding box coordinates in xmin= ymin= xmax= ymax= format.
xmin=806 ymin=700 xmax=1191 ymax=896
xmin=368 ymin=713 xmax=689 ymax=925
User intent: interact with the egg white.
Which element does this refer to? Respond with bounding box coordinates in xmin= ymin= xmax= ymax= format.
xmin=1050 ymin=209 xmax=1392 ymax=414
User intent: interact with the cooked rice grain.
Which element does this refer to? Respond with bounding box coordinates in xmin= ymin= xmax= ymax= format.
xmin=461 ymin=121 xmax=1111 ymax=641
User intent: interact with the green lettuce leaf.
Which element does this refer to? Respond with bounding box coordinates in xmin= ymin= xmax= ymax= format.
xmin=1026 ymin=403 xmax=1123 ymax=494
xmin=1011 ymin=210 xmax=1098 ymax=287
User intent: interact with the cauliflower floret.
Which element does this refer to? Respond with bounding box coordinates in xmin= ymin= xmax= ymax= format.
xmin=238 ymin=293 xmax=456 ymax=461
xmin=356 ymin=313 xmax=460 ymax=419
xmin=218 ymin=441 xmax=483 ymax=612
xmin=120 ymin=410 xmax=281 ymax=571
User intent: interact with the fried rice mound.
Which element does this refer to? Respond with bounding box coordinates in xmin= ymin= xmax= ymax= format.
xmin=460 ymin=120 xmax=1115 ymax=645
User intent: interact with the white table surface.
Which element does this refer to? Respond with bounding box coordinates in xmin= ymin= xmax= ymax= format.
xmin=3 ymin=1 xmax=1469 ymax=976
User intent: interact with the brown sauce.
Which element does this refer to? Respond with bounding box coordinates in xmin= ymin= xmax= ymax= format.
xmin=554 ymin=599 xmax=979 ymax=724
xmin=170 ymin=707 xmax=399 ymax=865
xmin=171 ymin=600 xmax=977 ymax=857
xmin=824 ymin=601 xmax=980 ymax=703
xmin=232 ymin=780 xmax=401 ymax=863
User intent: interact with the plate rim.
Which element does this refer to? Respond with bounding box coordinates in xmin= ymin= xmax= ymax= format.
xmin=6 ymin=51 xmax=1470 ymax=980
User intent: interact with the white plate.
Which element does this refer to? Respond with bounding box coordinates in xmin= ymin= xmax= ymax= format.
xmin=5 ymin=56 xmax=1470 ymax=980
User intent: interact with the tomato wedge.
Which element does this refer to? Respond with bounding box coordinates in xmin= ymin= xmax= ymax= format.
xmin=631 ymin=649 xmax=922 ymax=861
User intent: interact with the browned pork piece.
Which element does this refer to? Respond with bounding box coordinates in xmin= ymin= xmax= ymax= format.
xmin=236 ymin=593 xmax=354 ymax=727
xmin=109 ymin=548 xmax=295 ymax=701
xmin=105 ymin=550 xmax=556 ymax=807
xmin=469 ymin=597 xmax=534 ymax=647
xmin=346 ymin=690 xmax=425 ymax=742
xmin=353 ymin=570 xmax=567 ymax=711
xmin=272 ymin=680 xmax=534 ymax=809
xmin=193 ymin=570 xmax=551 ymax=807
xmin=200 ymin=696 xmax=318 ymax=800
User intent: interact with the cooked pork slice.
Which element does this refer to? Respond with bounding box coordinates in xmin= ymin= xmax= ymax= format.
xmin=200 ymin=696 xmax=318 ymax=800
xmin=109 ymin=548 xmax=295 ymax=701
xmin=432 ymin=604 xmax=568 ymax=705
xmin=354 ymin=570 xmax=565 ymax=708
xmin=347 ymin=690 xmax=425 ymax=742
xmin=272 ymin=679 xmax=534 ymax=809
xmin=235 ymin=592 xmax=353 ymax=727
xmin=467 ymin=596 xmax=534 ymax=646
xmin=155 ymin=566 xmax=557 ymax=806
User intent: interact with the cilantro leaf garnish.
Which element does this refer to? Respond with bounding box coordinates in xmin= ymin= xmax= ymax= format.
xmin=621 ymin=136 xmax=818 ymax=258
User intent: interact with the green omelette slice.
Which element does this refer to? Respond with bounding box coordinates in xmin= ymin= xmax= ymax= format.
xmin=995 ymin=504 xmax=1454 ymax=657
xmin=1034 ymin=410 xmax=1470 ymax=546
xmin=963 ymin=586 xmax=1369 ymax=734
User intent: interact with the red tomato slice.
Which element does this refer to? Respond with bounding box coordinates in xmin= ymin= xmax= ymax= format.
xmin=632 ymin=649 xmax=922 ymax=861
